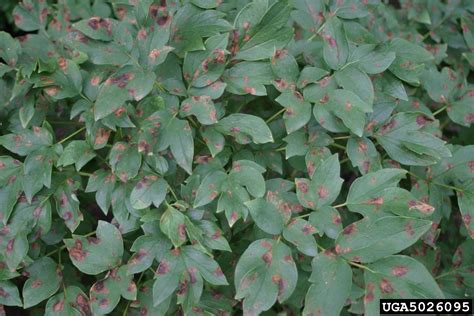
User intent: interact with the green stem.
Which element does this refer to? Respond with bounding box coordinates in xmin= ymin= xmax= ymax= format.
xmin=78 ymin=172 xmax=93 ymax=177
xmin=57 ymin=127 xmax=86 ymax=145
xmin=275 ymin=147 xmax=286 ymax=152
xmin=408 ymin=171 xmax=463 ymax=192
xmin=432 ymin=104 xmax=448 ymax=116
xmin=333 ymin=135 xmax=351 ymax=140
xmin=168 ymin=185 xmax=178 ymax=201
xmin=330 ymin=143 xmax=346 ymax=151
xmin=333 ymin=202 xmax=347 ymax=209
xmin=265 ymin=108 xmax=286 ymax=124
xmin=348 ymin=261 xmax=376 ymax=273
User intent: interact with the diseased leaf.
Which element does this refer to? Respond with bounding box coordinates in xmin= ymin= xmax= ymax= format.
xmin=303 ymin=251 xmax=352 ymax=316
xmin=23 ymin=257 xmax=62 ymax=309
xmin=296 ymin=154 xmax=343 ymax=210
xmin=65 ymin=221 xmax=124 ymax=275
xmin=364 ymin=255 xmax=444 ymax=315
xmin=335 ymin=216 xmax=432 ymax=263
xmin=235 ymin=239 xmax=297 ymax=315
xmin=215 ymin=113 xmax=273 ymax=144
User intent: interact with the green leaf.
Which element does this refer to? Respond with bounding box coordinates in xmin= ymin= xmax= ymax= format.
xmin=233 ymin=1 xmax=292 ymax=61
xmin=160 ymin=206 xmax=187 ymax=248
xmin=73 ymin=17 xmax=117 ymax=41
xmin=309 ymin=206 xmax=343 ymax=239
xmin=57 ymin=140 xmax=96 ymax=171
xmin=130 ymin=175 xmax=168 ymax=210
xmin=335 ymin=66 xmax=374 ymax=106
xmin=0 ymin=280 xmax=22 ymax=306
xmin=421 ymin=67 xmax=458 ymax=103
xmin=235 ymin=239 xmax=297 ymax=315
xmin=85 ymin=170 xmax=116 ymax=214
xmin=335 ymin=216 xmax=432 ymax=263
xmin=44 ymin=286 xmax=89 ymax=316
xmin=90 ymin=266 xmax=137 ymax=314
xmin=180 ymin=96 xmax=217 ymax=125
xmin=321 ymin=16 xmax=349 ymax=70
xmin=94 ymin=66 xmax=155 ymax=120
xmin=447 ymin=88 xmax=474 ymax=127
xmin=223 ymin=61 xmax=275 ymax=96
xmin=457 ymin=180 xmax=474 ymax=239
xmin=364 ymin=255 xmax=444 ymax=316
xmin=54 ymin=180 xmax=83 ymax=232
xmin=346 ymin=137 xmax=381 ymax=174
xmin=12 ymin=0 xmax=48 ymax=31
xmin=0 ymin=127 xmax=53 ymax=156
xmin=354 ymin=45 xmax=396 ymax=74
xmin=275 ymin=91 xmax=312 ymax=133
xmin=375 ymin=112 xmax=451 ymax=166
xmin=161 ymin=117 xmax=194 ymax=174
xmin=65 ymin=221 xmax=124 ymax=275
xmin=388 ymin=38 xmax=433 ymax=85
xmin=303 ymin=252 xmax=352 ymax=316
xmin=109 ymin=142 xmax=141 ymax=181
xmin=0 ymin=31 xmax=21 ymax=67
xmin=283 ymin=218 xmax=317 ymax=256
xmin=295 ymin=154 xmax=343 ymax=210
xmin=194 ymin=170 xmax=227 ymax=208
xmin=23 ymin=257 xmax=62 ymax=309
xmin=183 ymin=33 xmax=228 ymax=88
xmin=23 ymin=147 xmax=56 ymax=202
xmin=327 ymin=89 xmax=373 ymax=137
xmin=246 ymin=198 xmax=285 ymax=234
xmin=215 ymin=113 xmax=273 ymax=144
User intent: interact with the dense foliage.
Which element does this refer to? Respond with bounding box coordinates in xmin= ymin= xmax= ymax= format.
xmin=0 ymin=0 xmax=473 ymax=315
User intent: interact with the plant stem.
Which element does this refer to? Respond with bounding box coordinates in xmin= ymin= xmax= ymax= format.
xmin=333 ymin=135 xmax=350 ymax=140
xmin=432 ymin=104 xmax=448 ymax=116
xmin=348 ymin=261 xmax=376 ymax=273
xmin=333 ymin=202 xmax=347 ymax=209
xmin=330 ymin=143 xmax=346 ymax=151
xmin=265 ymin=108 xmax=286 ymax=123
xmin=57 ymin=127 xmax=86 ymax=145
xmin=78 ymin=171 xmax=93 ymax=177
xmin=168 ymin=185 xmax=178 ymax=201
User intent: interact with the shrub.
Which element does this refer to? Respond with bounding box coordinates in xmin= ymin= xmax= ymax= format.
xmin=0 ymin=0 xmax=472 ymax=315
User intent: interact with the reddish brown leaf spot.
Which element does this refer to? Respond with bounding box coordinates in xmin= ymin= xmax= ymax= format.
xmin=392 ymin=265 xmax=408 ymax=277
xmin=405 ymin=222 xmax=415 ymax=236
xmin=261 ymin=240 xmax=272 ymax=249
xmin=358 ymin=141 xmax=367 ymax=152
xmin=31 ymin=279 xmax=42 ymax=288
xmin=364 ymin=283 xmax=375 ymax=303
xmin=379 ymin=278 xmax=394 ymax=294
xmin=6 ymin=238 xmax=14 ymax=253
xmin=53 ymin=299 xmax=65 ymax=312
xmin=99 ymin=298 xmax=109 ymax=308
xmin=157 ymin=260 xmax=170 ymax=275
xmin=296 ymin=181 xmax=308 ymax=194
xmin=302 ymin=224 xmax=316 ymax=235
xmin=214 ymin=267 xmax=224 ymax=277
xmin=464 ymin=113 xmax=474 ymax=124
xmin=365 ymin=197 xmax=384 ymax=206
xmin=317 ymin=186 xmax=329 ymax=199
xmin=92 ymin=280 xmax=109 ymax=294
xmin=408 ymin=200 xmax=434 ymax=214
xmin=262 ymin=252 xmax=272 ymax=265
xmin=188 ymin=267 xmax=198 ymax=284
xmin=178 ymin=224 xmax=186 ymax=241
xmin=69 ymin=239 xmax=87 ymax=262
xmin=342 ymin=224 xmax=356 ymax=235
